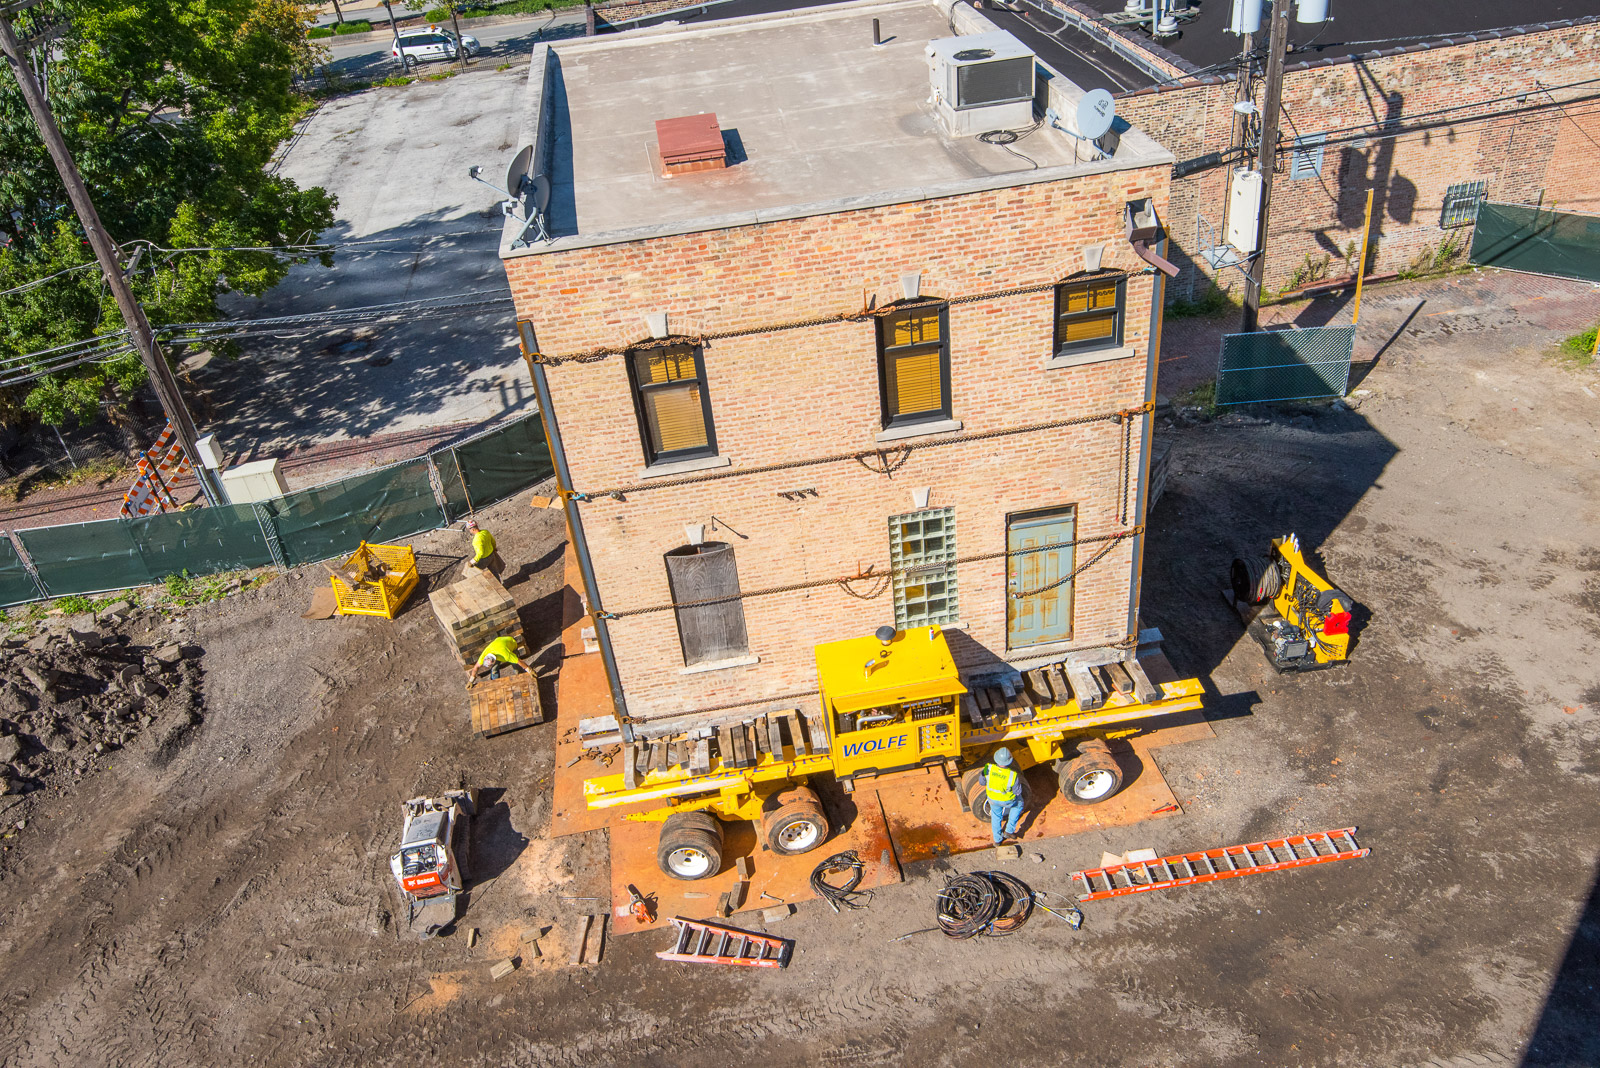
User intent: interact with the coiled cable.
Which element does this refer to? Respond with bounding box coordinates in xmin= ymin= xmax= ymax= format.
xmin=936 ymin=871 xmax=1034 ymax=938
xmin=810 ymin=850 xmax=873 ymax=913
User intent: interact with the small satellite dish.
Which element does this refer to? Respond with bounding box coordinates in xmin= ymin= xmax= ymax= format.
xmin=1076 ymin=89 xmax=1116 ymax=141
xmin=504 ymin=145 xmax=535 ymax=199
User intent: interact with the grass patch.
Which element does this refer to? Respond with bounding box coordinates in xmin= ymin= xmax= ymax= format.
xmin=495 ymin=61 xmax=512 ymax=71
xmin=308 ymin=25 xmax=334 ymax=37
xmin=1168 ymin=284 xmax=1234 ymax=319
xmin=335 ymin=18 xmax=374 ymax=32
xmin=379 ymin=74 xmax=415 ymax=86
xmin=159 ymin=570 xmax=265 ymax=610
xmin=1554 ymin=322 xmax=1598 ymax=369
xmin=424 ymin=70 xmax=457 ymax=80
xmin=1174 ymin=380 xmax=1218 ymax=417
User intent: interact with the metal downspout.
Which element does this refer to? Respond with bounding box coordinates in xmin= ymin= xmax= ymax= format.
xmin=1126 ymin=238 xmax=1168 ymax=641
xmin=525 ymin=355 xmax=631 ymax=727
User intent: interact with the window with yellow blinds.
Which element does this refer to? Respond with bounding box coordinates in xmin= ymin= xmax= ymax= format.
xmin=627 ymin=343 xmax=717 ymax=464
xmin=876 ymin=305 xmax=951 ymax=428
xmin=1054 ymin=275 xmax=1125 ymax=356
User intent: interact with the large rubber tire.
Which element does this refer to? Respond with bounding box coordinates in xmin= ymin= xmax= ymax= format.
xmin=657 ymin=811 xmax=724 ymax=880
xmin=1231 ymin=553 xmax=1282 ymax=605
xmin=961 ymin=765 xmax=1032 ymax=825
xmin=402 ymin=54 xmax=418 ymax=71
xmin=762 ymin=790 xmax=830 ymax=857
xmin=1058 ymin=739 xmax=1123 ymax=805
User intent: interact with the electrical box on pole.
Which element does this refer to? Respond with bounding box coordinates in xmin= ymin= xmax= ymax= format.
xmin=1227 ymin=169 xmax=1264 ymax=253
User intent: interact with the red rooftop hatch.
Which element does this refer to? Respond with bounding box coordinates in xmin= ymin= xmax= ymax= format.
xmin=655 ymin=113 xmax=727 ymax=174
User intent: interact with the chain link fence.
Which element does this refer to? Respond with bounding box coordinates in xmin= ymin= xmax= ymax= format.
xmin=0 ymin=412 xmax=553 ymax=608
xmin=1216 ymin=326 xmax=1356 ymax=406
xmin=1469 ymin=202 xmax=1600 ymax=283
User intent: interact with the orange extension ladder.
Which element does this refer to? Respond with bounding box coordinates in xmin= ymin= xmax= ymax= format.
xmin=656 ymin=917 xmax=792 ymax=968
xmin=1069 ymin=827 xmax=1369 ymax=902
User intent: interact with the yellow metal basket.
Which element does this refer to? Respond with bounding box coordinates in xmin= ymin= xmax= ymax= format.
xmin=330 ymin=541 xmax=419 ymax=619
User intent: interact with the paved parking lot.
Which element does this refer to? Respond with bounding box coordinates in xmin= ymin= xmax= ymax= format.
xmin=197 ymin=66 xmax=535 ymax=458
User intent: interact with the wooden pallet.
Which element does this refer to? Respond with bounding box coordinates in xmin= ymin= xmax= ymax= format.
xmin=468 ymin=673 xmax=543 ymax=739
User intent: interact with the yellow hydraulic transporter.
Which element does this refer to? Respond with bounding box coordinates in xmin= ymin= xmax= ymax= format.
xmin=582 ymin=624 xmax=1204 ymax=880
xmin=1230 ymin=533 xmax=1355 ymax=671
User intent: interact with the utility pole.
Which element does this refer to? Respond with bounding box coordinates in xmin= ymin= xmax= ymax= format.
xmin=0 ymin=10 xmax=224 ymax=505
xmin=1240 ymin=0 xmax=1289 ymax=333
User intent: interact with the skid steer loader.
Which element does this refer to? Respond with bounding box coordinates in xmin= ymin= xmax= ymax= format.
xmin=389 ymin=789 xmax=475 ymax=937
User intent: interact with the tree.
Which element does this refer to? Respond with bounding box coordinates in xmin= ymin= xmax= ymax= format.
xmin=0 ymin=0 xmax=337 ymax=428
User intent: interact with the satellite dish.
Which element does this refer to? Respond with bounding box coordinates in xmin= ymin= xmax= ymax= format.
xmin=1076 ymin=89 xmax=1116 ymax=141
xmin=504 ymin=145 xmax=534 ymax=199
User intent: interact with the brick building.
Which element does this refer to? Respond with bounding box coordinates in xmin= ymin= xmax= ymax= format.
xmin=1103 ymin=13 xmax=1600 ymax=297
xmin=499 ymin=0 xmax=1179 ymax=721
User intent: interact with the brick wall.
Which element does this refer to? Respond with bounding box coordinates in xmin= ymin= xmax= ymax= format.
xmin=1115 ymin=21 xmax=1600 ymax=299
xmin=504 ymin=165 xmax=1171 ymax=719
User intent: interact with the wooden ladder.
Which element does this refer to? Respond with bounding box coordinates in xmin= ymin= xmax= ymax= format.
xmin=1070 ymin=827 xmax=1369 ymax=902
xmin=656 ymin=917 xmax=792 ymax=968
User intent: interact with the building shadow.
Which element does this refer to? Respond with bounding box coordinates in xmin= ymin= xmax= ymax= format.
xmin=1139 ymin=406 xmax=1399 ymax=682
xmin=1522 ymin=860 xmax=1600 ymax=1065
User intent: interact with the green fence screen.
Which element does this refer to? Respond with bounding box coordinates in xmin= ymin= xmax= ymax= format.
xmin=3 ymin=412 xmax=553 ymax=606
xmin=0 ymin=536 xmax=40 ymax=608
xmin=17 ymin=504 xmax=276 ymax=597
xmin=262 ymin=458 xmax=445 ymax=567
xmin=445 ymin=416 xmax=555 ymax=520
xmin=1216 ymin=326 xmax=1355 ymax=406
xmin=1469 ymin=202 xmax=1600 ymax=283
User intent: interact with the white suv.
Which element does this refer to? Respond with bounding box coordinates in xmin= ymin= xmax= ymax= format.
xmin=391 ymin=27 xmax=481 ymax=68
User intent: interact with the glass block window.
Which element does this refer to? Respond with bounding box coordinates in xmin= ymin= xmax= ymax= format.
xmin=1440 ymin=180 xmax=1488 ymax=228
xmin=889 ymin=508 xmax=959 ymax=628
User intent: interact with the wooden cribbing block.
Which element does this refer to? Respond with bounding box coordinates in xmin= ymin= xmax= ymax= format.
xmin=490 ymin=958 xmax=518 ymax=980
xmin=1124 ymin=657 xmax=1163 ymax=703
xmin=468 ymin=674 xmax=542 ymax=739
xmin=570 ymin=915 xmax=593 ymax=965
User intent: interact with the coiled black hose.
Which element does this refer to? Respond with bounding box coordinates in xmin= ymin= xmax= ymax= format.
xmin=936 ymin=870 xmax=1034 ymax=939
xmin=810 ymin=850 xmax=873 ymax=913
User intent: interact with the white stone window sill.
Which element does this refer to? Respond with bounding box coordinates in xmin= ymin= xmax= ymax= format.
xmin=1043 ymin=344 xmax=1136 ymax=370
xmin=678 ymin=654 xmax=760 ymax=676
xmin=874 ymin=418 xmax=963 ymax=444
xmin=638 ymin=454 xmax=732 ymax=480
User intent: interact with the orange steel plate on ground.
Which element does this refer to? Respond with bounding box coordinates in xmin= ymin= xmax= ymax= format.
xmin=606 ymin=776 xmax=901 ymax=935
xmin=872 ymin=721 xmax=1210 ymax=866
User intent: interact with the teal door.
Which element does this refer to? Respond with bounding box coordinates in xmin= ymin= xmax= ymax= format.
xmin=1007 ymin=508 xmax=1075 ymax=648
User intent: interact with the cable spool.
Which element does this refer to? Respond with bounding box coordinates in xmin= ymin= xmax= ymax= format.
xmin=1230 ymin=552 xmax=1282 ymax=605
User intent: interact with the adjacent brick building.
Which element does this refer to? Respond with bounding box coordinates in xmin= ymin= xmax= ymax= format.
xmin=1107 ymin=15 xmax=1600 ymax=297
xmin=500 ymin=0 xmax=1178 ymax=721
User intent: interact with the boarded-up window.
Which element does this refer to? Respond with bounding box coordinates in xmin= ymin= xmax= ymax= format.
xmin=1054 ymin=276 xmax=1124 ymax=356
xmin=664 ymin=542 xmax=749 ymax=666
xmin=629 ymin=343 xmax=716 ymax=464
xmin=877 ymin=305 xmax=951 ymax=427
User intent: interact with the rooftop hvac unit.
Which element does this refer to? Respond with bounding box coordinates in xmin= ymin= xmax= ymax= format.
xmin=926 ymin=32 xmax=1036 ymax=138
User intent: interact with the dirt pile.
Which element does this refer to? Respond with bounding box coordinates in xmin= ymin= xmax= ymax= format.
xmin=0 ymin=609 xmax=205 ymax=797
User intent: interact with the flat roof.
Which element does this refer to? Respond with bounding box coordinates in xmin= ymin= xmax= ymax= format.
xmin=502 ymin=0 xmax=1173 ymax=257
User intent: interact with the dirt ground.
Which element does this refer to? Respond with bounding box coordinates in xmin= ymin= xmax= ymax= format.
xmin=1 ymin=269 xmax=1597 ymax=1067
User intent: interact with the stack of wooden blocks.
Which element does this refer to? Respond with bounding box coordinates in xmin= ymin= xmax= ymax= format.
xmin=428 ymin=569 xmax=526 ymax=666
